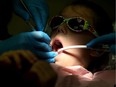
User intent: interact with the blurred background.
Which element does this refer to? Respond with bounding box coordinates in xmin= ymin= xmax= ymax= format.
xmin=8 ymin=0 xmax=115 ymax=35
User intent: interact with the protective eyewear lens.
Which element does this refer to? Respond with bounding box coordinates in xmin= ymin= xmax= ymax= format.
xmin=50 ymin=16 xmax=64 ymax=29
xmin=67 ymin=18 xmax=85 ymax=32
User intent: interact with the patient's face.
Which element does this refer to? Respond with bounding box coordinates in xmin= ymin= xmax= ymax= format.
xmin=50 ymin=5 xmax=96 ymax=68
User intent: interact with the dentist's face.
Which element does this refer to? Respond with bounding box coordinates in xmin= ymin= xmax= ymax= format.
xmin=50 ymin=5 xmax=96 ymax=68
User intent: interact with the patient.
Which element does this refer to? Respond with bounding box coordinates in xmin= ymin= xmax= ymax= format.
xmin=0 ymin=0 xmax=115 ymax=87
xmin=49 ymin=0 xmax=115 ymax=86
xmin=50 ymin=0 xmax=113 ymax=71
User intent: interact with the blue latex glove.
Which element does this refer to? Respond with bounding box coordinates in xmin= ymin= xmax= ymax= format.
xmin=0 ymin=31 xmax=57 ymax=63
xmin=13 ymin=0 xmax=49 ymax=31
xmin=87 ymin=33 xmax=116 ymax=54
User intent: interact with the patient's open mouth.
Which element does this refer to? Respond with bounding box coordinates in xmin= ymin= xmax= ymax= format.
xmin=52 ymin=40 xmax=63 ymax=52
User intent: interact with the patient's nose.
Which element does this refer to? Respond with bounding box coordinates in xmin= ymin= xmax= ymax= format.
xmin=57 ymin=23 xmax=68 ymax=34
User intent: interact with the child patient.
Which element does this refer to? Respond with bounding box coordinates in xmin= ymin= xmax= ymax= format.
xmin=49 ymin=0 xmax=115 ymax=86
xmin=0 ymin=0 xmax=115 ymax=87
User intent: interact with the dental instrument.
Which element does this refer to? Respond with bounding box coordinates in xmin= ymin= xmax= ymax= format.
xmin=57 ymin=45 xmax=110 ymax=53
xmin=19 ymin=0 xmax=37 ymax=31
xmin=57 ymin=45 xmax=87 ymax=53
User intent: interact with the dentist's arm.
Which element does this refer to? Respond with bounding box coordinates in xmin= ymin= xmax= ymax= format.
xmin=13 ymin=0 xmax=49 ymax=31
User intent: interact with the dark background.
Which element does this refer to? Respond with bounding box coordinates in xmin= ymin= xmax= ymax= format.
xmin=8 ymin=0 xmax=115 ymax=35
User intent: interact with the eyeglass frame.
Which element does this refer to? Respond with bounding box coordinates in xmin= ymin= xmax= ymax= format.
xmin=49 ymin=16 xmax=99 ymax=37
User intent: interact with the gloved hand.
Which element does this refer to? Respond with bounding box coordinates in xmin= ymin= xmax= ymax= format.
xmin=26 ymin=61 xmax=57 ymax=87
xmin=87 ymin=33 xmax=115 ymax=54
xmin=0 ymin=31 xmax=57 ymax=63
xmin=0 ymin=50 xmax=38 ymax=70
xmin=13 ymin=0 xmax=49 ymax=31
